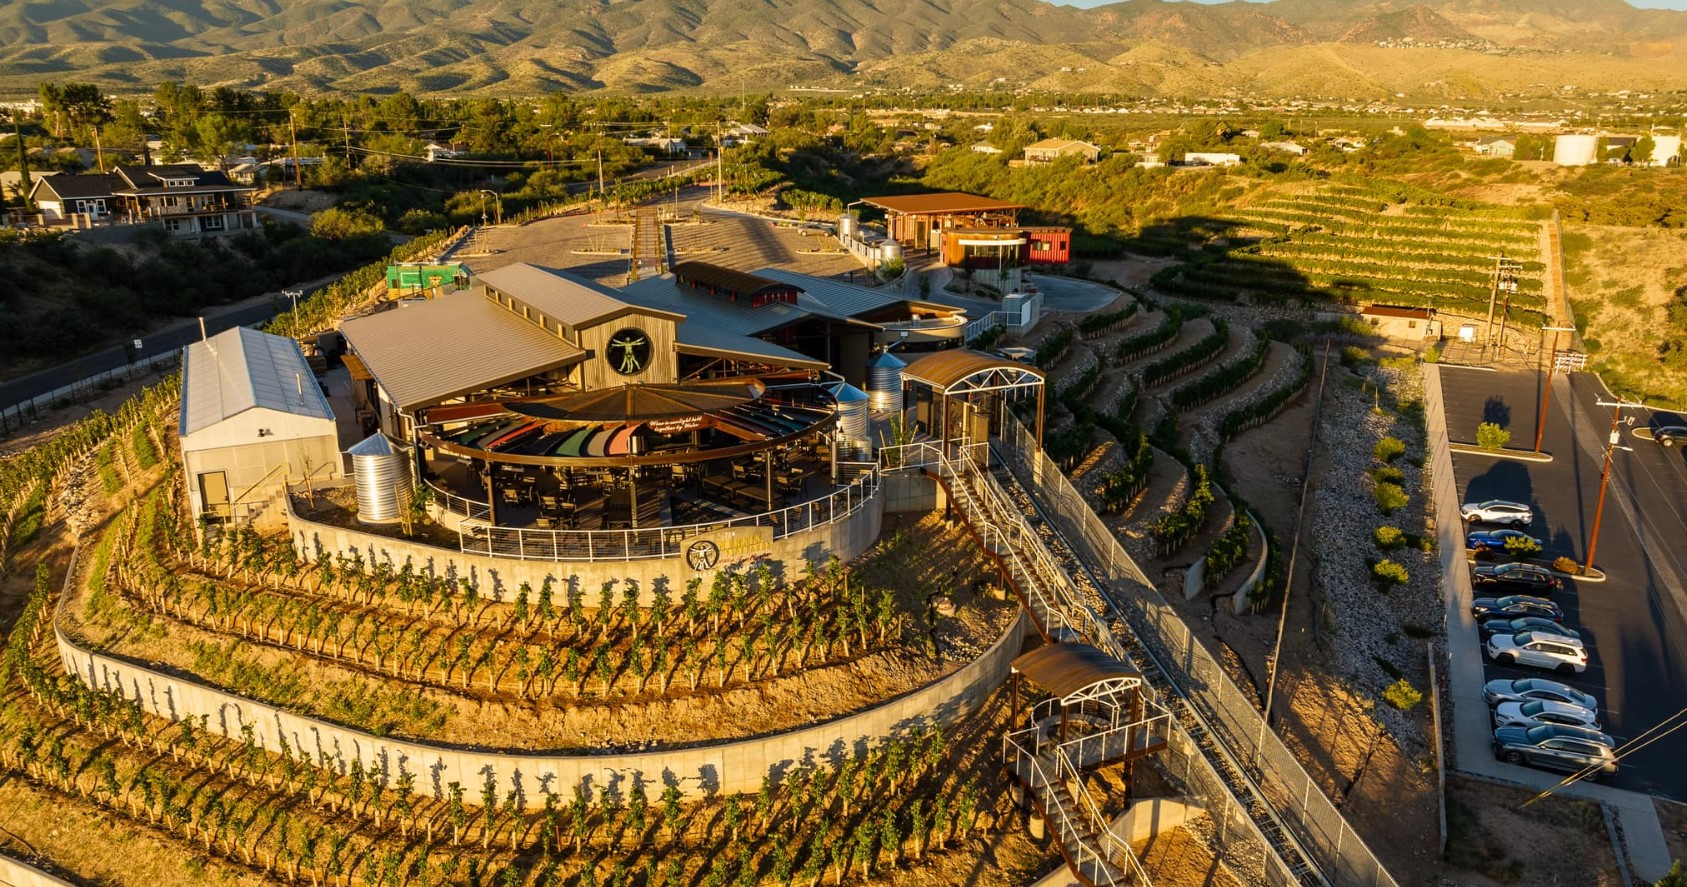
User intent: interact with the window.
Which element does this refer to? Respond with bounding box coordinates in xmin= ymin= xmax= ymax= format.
xmin=163 ymin=218 xmax=182 ymax=232
xmin=202 ymin=215 xmax=224 ymax=231
xmin=1408 ymin=321 xmax=1418 ymax=329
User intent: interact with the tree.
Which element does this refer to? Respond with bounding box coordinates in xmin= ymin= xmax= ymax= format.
xmin=1633 ymin=135 xmax=1656 ymax=168
xmin=311 ymin=206 xmax=385 ymax=241
xmin=1477 ymin=421 xmax=1511 ymax=450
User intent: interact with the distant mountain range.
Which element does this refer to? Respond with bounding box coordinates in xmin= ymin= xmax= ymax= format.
xmin=3 ymin=0 xmax=1686 ymax=97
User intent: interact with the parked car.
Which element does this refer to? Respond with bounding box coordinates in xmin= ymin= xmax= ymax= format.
xmin=1471 ymin=595 xmax=1563 ymax=622
xmin=1466 ymin=529 xmax=1543 ymax=555
xmin=1492 ymin=724 xmax=1617 ymax=778
xmin=1472 ymin=562 xmax=1562 ymax=595
xmin=1460 ymin=499 xmax=1534 ymax=527
xmin=1478 ymin=617 xmax=1579 ymax=642
xmin=1493 ymin=699 xmax=1601 ymax=731
xmin=1487 ymin=631 xmax=1587 ymax=674
xmin=1484 ymin=677 xmax=1599 ymax=711
xmin=1483 ymin=677 xmax=1599 ymax=710
xmin=1654 ymin=425 xmax=1687 ymax=447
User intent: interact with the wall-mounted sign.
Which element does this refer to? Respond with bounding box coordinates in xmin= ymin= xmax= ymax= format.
xmin=648 ymin=415 xmax=707 ymax=435
xmin=607 ymin=328 xmax=652 ymax=376
xmin=683 ymin=525 xmax=774 ymax=571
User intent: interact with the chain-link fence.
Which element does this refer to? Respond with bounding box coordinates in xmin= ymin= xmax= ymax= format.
xmin=997 ymin=418 xmax=1398 ymax=887
xmin=1 ymin=352 xmax=181 ymax=439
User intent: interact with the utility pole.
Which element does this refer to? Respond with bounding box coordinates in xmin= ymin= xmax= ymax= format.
xmin=596 ymin=134 xmax=605 ymax=199
xmin=92 ymin=126 xmax=104 ymax=173
xmin=288 ymin=110 xmax=304 ymax=192
xmin=12 ymin=113 xmax=31 ymax=212
xmin=343 ymin=113 xmax=351 ymax=167
xmin=1586 ymin=398 xmax=1641 ymax=572
xmin=1533 ymin=325 xmax=1578 ymax=453
xmin=1482 ymin=253 xmax=1521 ymax=357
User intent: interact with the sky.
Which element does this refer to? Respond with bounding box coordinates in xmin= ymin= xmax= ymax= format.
xmin=1047 ymin=0 xmax=1687 ymax=8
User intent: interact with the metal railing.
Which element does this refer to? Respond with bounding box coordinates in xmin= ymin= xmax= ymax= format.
xmin=423 ymin=477 xmax=491 ymax=521
xmin=454 ymin=467 xmax=878 ymax=562
xmin=1004 ymin=733 xmax=1150 ymax=887
xmin=996 ymin=417 xmax=1399 ymax=887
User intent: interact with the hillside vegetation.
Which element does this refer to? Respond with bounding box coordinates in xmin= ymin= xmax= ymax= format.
xmin=4 ymin=0 xmax=1687 ymax=95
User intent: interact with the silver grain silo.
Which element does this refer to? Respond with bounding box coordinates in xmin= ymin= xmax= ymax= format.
xmin=348 ymin=433 xmax=411 ymax=523
xmin=866 ymin=351 xmax=905 ymax=413
xmin=827 ymin=382 xmax=871 ymax=443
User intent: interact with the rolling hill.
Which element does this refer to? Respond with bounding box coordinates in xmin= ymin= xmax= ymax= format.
xmin=2 ymin=0 xmax=1686 ymax=96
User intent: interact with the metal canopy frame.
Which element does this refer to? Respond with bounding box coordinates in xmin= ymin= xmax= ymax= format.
xmin=902 ymin=350 xmax=1048 ymax=449
xmin=920 ymin=363 xmax=1045 ymax=396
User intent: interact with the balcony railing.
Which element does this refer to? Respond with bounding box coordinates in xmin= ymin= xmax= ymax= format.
xmin=454 ymin=466 xmax=879 ymax=562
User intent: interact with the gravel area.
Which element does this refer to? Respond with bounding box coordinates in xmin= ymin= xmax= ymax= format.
xmin=1310 ymin=360 xmax=1443 ymax=748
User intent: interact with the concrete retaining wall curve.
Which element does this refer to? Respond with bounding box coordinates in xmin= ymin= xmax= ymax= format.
xmin=286 ymin=483 xmax=887 ymax=607
xmin=0 ymin=853 xmax=77 ymax=887
xmin=54 ymin=610 xmax=1027 ymax=806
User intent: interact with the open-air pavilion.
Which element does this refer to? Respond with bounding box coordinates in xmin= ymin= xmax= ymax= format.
xmin=901 ymin=349 xmax=1047 ymax=451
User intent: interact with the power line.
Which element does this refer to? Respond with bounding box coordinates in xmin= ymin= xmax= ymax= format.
xmin=1519 ymin=704 xmax=1687 ymax=807
xmin=346 ymin=144 xmax=597 ymax=168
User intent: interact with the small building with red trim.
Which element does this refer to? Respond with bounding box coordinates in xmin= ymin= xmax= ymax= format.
xmin=860 ymin=192 xmax=1071 ymax=269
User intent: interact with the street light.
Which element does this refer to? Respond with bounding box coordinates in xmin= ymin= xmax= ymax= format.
xmin=1533 ymin=325 xmax=1578 ymax=453
xmin=1585 ymin=398 xmax=1642 ymax=572
xmin=282 ymin=289 xmax=303 ymax=314
xmin=477 ymin=189 xmax=501 ymax=226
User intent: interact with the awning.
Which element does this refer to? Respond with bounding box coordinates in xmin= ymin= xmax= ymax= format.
xmin=1012 ymin=642 xmax=1143 ymax=705
xmin=901 ymin=349 xmax=1045 ymax=395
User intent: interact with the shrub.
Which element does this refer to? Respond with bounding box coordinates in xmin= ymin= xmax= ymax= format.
xmin=1374 ymin=437 xmax=1407 ymax=463
xmin=1423 ymin=345 xmax=1441 ymax=364
xmin=1373 ymin=526 xmax=1406 ymax=550
xmin=1402 ymin=622 xmax=1436 ymax=639
xmin=1503 ymin=535 xmax=1542 ymax=556
xmin=1384 ymin=678 xmax=1424 ymax=711
xmin=1552 ymin=555 xmax=1582 ymax=575
xmin=1373 ymin=482 xmax=1409 ymax=514
xmin=1340 ymin=345 xmax=1374 ymax=367
xmin=1370 ymin=466 xmax=1404 ymax=485
xmin=1373 ymin=559 xmax=1409 ymax=587
xmin=1477 ymin=422 xmax=1511 ymax=450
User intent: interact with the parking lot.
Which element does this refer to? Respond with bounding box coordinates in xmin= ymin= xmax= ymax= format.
xmin=1441 ymin=365 xmax=1687 ymax=799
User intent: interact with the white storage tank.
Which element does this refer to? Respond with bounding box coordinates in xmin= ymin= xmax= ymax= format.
xmin=348 ymin=433 xmax=411 ymax=523
xmin=1553 ymin=134 xmax=1599 ymax=167
xmin=866 ymin=351 xmax=906 ymax=413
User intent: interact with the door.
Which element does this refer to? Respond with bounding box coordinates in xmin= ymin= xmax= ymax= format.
xmin=199 ymin=471 xmax=231 ymax=520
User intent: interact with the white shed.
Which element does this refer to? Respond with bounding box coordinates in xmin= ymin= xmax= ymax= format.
xmin=179 ymin=327 xmax=339 ymax=528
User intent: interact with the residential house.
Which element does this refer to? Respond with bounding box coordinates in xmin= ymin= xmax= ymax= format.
xmin=424 ymin=142 xmax=461 ymax=162
xmin=721 ymin=123 xmax=769 ymax=147
xmin=624 ymin=136 xmax=688 ymax=157
xmin=1182 ymin=152 xmax=1243 ymax=168
xmin=1259 ymin=141 xmax=1308 ymax=156
xmin=29 ymin=172 xmax=120 ymax=223
xmin=111 ymin=164 xmax=258 ymax=237
xmin=1472 ymin=136 xmax=1517 ymax=158
xmin=1022 ymin=138 xmax=1100 ymax=164
xmin=970 ymin=142 xmax=1003 ymax=155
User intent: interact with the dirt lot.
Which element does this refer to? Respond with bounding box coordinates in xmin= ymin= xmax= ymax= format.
xmin=258 ymin=188 xmax=340 ymax=213
xmin=1443 ymin=775 xmax=1622 ymax=887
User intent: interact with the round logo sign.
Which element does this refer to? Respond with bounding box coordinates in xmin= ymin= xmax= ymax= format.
xmin=686 ymin=540 xmax=720 ymax=571
xmin=607 ymin=328 xmax=652 ymax=376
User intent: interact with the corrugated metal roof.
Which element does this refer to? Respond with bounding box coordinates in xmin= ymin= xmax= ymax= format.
xmin=340 ymin=293 xmax=586 ymax=411
xmin=902 ymin=349 xmax=1044 ymax=393
xmin=179 ymin=326 xmax=333 ymax=437
xmin=860 ymin=192 xmax=1024 ymax=215
xmin=478 ymin=263 xmax=675 ymax=329
xmin=676 ymin=323 xmax=827 ymax=369
xmin=753 ymin=269 xmax=906 ymax=319
xmin=1012 ymin=642 xmax=1141 ymax=703
xmin=671 ymin=262 xmax=795 ymax=300
xmin=619 ymin=276 xmax=808 ymax=337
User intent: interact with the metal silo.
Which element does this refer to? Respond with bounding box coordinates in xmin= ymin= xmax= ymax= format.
xmin=866 ymin=351 xmax=905 ymax=413
xmin=348 ymin=433 xmax=410 ymax=523
xmin=827 ymin=382 xmax=871 ymax=443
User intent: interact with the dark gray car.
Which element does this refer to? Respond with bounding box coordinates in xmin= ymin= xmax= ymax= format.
xmin=1492 ymin=724 xmax=1617 ymax=778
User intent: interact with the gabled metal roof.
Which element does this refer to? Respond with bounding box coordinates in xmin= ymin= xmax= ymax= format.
xmin=179 ymin=327 xmax=333 ymax=437
xmin=340 ymin=293 xmax=586 ymax=411
xmin=478 ymin=263 xmax=678 ymax=330
xmin=676 ymin=323 xmax=828 ymax=370
xmin=753 ymin=268 xmax=907 ymax=320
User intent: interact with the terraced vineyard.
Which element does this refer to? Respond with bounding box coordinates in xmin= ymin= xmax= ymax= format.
xmin=1155 ymin=184 xmax=1549 ymax=324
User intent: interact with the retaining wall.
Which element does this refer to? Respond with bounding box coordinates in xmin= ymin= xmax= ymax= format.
xmin=286 ymin=481 xmax=891 ymax=607
xmin=0 ymin=853 xmax=77 ymax=887
xmin=56 ymin=608 xmax=1027 ymax=806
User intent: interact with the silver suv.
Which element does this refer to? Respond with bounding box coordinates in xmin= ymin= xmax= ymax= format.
xmin=1486 ymin=631 xmax=1587 ymax=675
xmin=1492 ymin=723 xmax=1617 ymax=778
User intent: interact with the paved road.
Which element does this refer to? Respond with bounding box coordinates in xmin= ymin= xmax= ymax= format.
xmin=1023 ymin=273 xmax=1124 ymax=314
xmin=0 ymin=281 xmax=331 ymax=410
xmin=1440 ymin=365 xmax=1687 ymax=800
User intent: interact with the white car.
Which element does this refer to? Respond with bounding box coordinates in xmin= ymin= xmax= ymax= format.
xmin=1461 ymin=499 xmax=1534 ymax=528
xmin=1487 ymin=631 xmax=1587 ymax=675
xmin=1493 ymin=699 xmax=1601 ymax=731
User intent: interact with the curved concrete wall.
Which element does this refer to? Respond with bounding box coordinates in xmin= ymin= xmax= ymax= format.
xmin=0 ymin=853 xmax=77 ymax=887
xmin=56 ymin=610 xmax=1027 ymax=805
xmin=286 ymin=483 xmax=887 ymax=606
